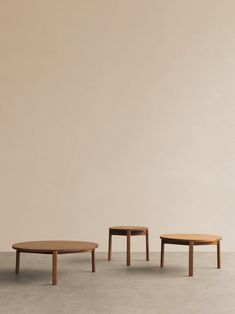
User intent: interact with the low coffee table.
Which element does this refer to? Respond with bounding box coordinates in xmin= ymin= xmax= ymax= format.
xmin=160 ymin=234 xmax=222 ymax=276
xmin=108 ymin=226 xmax=149 ymax=266
xmin=12 ymin=240 xmax=99 ymax=285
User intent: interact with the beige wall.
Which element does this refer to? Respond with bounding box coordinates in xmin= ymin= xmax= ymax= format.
xmin=0 ymin=0 xmax=234 ymax=251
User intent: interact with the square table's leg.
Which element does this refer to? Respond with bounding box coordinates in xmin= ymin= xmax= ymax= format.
xmin=146 ymin=230 xmax=150 ymax=261
xmin=217 ymin=241 xmax=221 ymax=269
xmin=15 ymin=251 xmax=20 ymax=274
xmin=189 ymin=241 xmax=194 ymax=277
xmin=160 ymin=239 xmax=165 ymax=268
xmin=52 ymin=251 xmax=58 ymax=285
xmin=127 ymin=230 xmax=131 ymax=266
xmin=108 ymin=230 xmax=112 ymax=261
xmin=92 ymin=249 xmax=96 ymax=272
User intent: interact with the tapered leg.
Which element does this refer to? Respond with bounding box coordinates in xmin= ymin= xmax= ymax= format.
xmin=92 ymin=249 xmax=96 ymax=272
xmin=52 ymin=251 xmax=58 ymax=285
xmin=127 ymin=230 xmax=131 ymax=266
xmin=160 ymin=239 xmax=165 ymax=268
xmin=189 ymin=241 xmax=194 ymax=277
xmin=108 ymin=230 xmax=112 ymax=261
xmin=146 ymin=230 xmax=149 ymax=261
xmin=217 ymin=241 xmax=221 ymax=269
xmin=15 ymin=251 xmax=20 ymax=274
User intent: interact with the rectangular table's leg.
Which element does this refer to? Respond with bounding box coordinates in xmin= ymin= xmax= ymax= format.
xmin=127 ymin=230 xmax=131 ymax=266
xmin=52 ymin=251 xmax=58 ymax=285
xmin=15 ymin=251 xmax=20 ymax=274
xmin=160 ymin=239 xmax=164 ymax=268
xmin=217 ymin=241 xmax=221 ymax=269
xmin=108 ymin=230 xmax=112 ymax=261
xmin=189 ymin=241 xmax=194 ymax=277
xmin=146 ymin=230 xmax=150 ymax=261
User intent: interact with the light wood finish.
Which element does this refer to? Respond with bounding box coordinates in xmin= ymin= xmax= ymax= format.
xmin=160 ymin=234 xmax=222 ymax=277
xmin=108 ymin=226 xmax=149 ymax=266
xmin=12 ymin=241 xmax=98 ymax=285
xmin=160 ymin=234 xmax=222 ymax=243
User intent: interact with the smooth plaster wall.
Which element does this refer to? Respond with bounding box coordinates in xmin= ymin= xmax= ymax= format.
xmin=0 ymin=0 xmax=235 ymax=251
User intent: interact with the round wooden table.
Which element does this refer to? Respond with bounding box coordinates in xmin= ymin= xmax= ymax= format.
xmin=12 ymin=241 xmax=99 ymax=285
xmin=108 ymin=226 xmax=149 ymax=266
xmin=160 ymin=234 xmax=222 ymax=276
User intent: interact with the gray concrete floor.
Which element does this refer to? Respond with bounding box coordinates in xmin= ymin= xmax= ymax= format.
xmin=0 ymin=252 xmax=234 ymax=314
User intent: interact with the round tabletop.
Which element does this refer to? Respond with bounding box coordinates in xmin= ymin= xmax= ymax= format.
xmin=110 ymin=226 xmax=148 ymax=231
xmin=12 ymin=241 xmax=99 ymax=253
xmin=160 ymin=234 xmax=222 ymax=242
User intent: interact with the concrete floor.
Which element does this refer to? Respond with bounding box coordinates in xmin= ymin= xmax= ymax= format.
xmin=0 ymin=252 xmax=234 ymax=314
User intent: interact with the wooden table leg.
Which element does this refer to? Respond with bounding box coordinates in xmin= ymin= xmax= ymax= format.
xmin=146 ymin=230 xmax=149 ymax=261
xmin=160 ymin=239 xmax=164 ymax=268
xmin=52 ymin=251 xmax=58 ymax=285
xmin=92 ymin=249 xmax=96 ymax=272
xmin=108 ymin=229 xmax=112 ymax=261
xmin=127 ymin=230 xmax=131 ymax=266
xmin=15 ymin=251 xmax=20 ymax=274
xmin=189 ymin=241 xmax=194 ymax=277
xmin=217 ymin=241 xmax=221 ymax=269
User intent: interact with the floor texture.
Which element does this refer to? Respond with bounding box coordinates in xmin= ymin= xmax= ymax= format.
xmin=0 ymin=252 xmax=234 ymax=314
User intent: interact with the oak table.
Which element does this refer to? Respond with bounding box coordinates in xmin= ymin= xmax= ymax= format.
xmin=108 ymin=226 xmax=149 ymax=266
xmin=12 ymin=240 xmax=98 ymax=285
xmin=160 ymin=234 xmax=222 ymax=276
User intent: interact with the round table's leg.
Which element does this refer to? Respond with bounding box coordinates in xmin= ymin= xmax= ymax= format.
xmin=108 ymin=230 xmax=112 ymax=261
xmin=127 ymin=230 xmax=131 ymax=266
xmin=217 ymin=241 xmax=221 ymax=269
xmin=160 ymin=239 xmax=165 ymax=268
xmin=189 ymin=241 xmax=194 ymax=277
xmin=146 ymin=230 xmax=150 ymax=261
xmin=92 ymin=250 xmax=96 ymax=272
xmin=15 ymin=251 xmax=20 ymax=274
xmin=52 ymin=251 xmax=58 ymax=285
